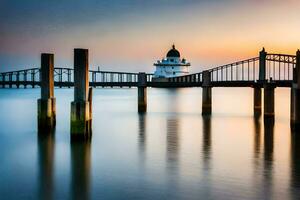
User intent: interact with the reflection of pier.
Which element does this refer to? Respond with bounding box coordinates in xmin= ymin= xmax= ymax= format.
xmin=165 ymin=116 xmax=180 ymax=196
xmin=290 ymin=132 xmax=300 ymax=198
xmin=37 ymin=132 xmax=55 ymax=200
xmin=166 ymin=118 xmax=179 ymax=165
xmin=264 ymin=119 xmax=274 ymax=169
xmin=138 ymin=113 xmax=147 ymax=154
xmin=263 ymin=119 xmax=274 ymax=199
xmin=70 ymin=140 xmax=91 ymax=200
xmin=202 ymin=116 xmax=211 ymax=165
xmin=253 ymin=117 xmax=262 ymax=160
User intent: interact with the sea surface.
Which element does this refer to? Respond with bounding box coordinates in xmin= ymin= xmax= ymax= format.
xmin=0 ymin=87 xmax=300 ymax=200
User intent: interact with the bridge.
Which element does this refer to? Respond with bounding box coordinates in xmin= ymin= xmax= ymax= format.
xmin=1 ymin=48 xmax=299 ymax=140
xmin=0 ymin=49 xmax=296 ymax=89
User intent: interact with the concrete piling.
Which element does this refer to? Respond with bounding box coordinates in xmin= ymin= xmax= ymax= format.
xmin=202 ymin=70 xmax=212 ymax=115
xmin=70 ymin=49 xmax=92 ymax=140
xmin=253 ymin=86 xmax=262 ymax=116
xmin=291 ymin=50 xmax=300 ymax=130
xmin=138 ymin=73 xmax=147 ymax=112
xmin=259 ymin=48 xmax=267 ymax=82
xmin=38 ymin=54 xmax=56 ymax=131
xmin=290 ymin=85 xmax=300 ymax=130
xmin=264 ymin=83 xmax=275 ymax=120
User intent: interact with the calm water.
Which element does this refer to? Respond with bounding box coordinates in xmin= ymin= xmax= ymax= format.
xmin=0 ymin=87 xmax=300 ymax=200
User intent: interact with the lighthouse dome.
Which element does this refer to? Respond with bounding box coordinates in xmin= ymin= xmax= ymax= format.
xmin=166 ymin=45 xmax=180 ymax=58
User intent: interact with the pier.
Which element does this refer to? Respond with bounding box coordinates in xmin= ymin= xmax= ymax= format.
xmin=1 ymin=48 xmax=300 ymax=138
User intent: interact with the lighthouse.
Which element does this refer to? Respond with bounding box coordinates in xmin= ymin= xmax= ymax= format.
xmin=153 ymin=45 xmax=190 ymax=81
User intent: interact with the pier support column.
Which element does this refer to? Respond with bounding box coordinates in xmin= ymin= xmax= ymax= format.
xmin=71 ymin=49 xmax=92 ymax=140
xmin=259 ymin=48 xmax=267 ymax=82
xmin=138 ymin=73 xmax=147 ymax=113
xmin=38 ymin=54 xmax=56 ymax=131
xmin=253 ymin=86 xmax=262 ymax=116
xmin=291 ymin=50 xmax=300 ymax=130
xmin=202 ymin=87 xmax=212 ymax=115
xmin=290 ymin=85 xmax=300 ymax=130
xmin=202 ymin=70 xmax=212 ymax=115
xmin=264 ymin=83 xmax=275 ymax=120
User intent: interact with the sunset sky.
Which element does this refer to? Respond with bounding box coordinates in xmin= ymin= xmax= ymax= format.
xmin=0 ymin=0 xmax=300 ymax=72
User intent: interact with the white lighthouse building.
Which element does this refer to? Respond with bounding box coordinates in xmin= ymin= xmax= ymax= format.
xmin=153 ymin=45 xmax=190 ymax=80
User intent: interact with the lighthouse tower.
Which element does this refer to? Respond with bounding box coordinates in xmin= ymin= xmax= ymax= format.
xmin=153 ymin=45 xmax=190 ymax=80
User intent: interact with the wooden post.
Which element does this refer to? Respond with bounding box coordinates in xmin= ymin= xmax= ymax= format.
xmin=138 ymin=72 xmax=147 ymax=112
xmin=38 ymin=54 xmax=56 ymax=131
xmin=259 ymin=48 xmax=267 ymax=82
xmin=264 ymin=83 xmax=275 ymax=120
xmin=71 ymin=49 xmax=92 ymax=140
xmin=253 ymin=86 xmax=262 ymax=116
xmin=202 ymin=70 xmax=212 ymax=115
xmin=291 ymin=50 xmax=300 ymax=130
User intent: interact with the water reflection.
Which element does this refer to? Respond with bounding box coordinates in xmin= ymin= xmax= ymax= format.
xmin=138 ymin=113 xmax=147 ymax=155
xmin=165 ymin=89 xmax=181 ymax=197
xmin=254 ymin=116 xmax=262 ymax=160
xmin=264 ymin=119 xmax=274 ymax=168
xmin=263 ymin=119 xmax=275 ymax=199
xmin=37 ymin=130 xmax=55 ymax=200
xmin=70 ymin=140 xmax=91 ymax=200
xmin=290 ymin=131 xmax=300 ymax=198
xmin=165 ymin=89 xmax=180 ymax=169
xmin=166 ymin=118 xmax=179 ymax=165
xmin=202 ymin=115 xmax=211 ymax=171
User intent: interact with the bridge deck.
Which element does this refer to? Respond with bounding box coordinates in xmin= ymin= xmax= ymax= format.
xmin=0 ymin=80 xmax=293 ymax=88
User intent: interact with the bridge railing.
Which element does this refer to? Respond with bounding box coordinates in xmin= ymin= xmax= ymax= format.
xmin=165 ymin=52 xmax=296 ymax=83
xmin=89 ymin=70 xmax=140 ymax=83
xmin=265 ymin=54 xmax=296 ymax=81
xmin=209 ymin=57 xmax=259 ymax=82
xmin=0 ymin=68 xmax=40 ymax=87
xmin=168 ymin=73 xmax=203 ymax=83
xmin=0 ymin=67 xmax=155 ymax=88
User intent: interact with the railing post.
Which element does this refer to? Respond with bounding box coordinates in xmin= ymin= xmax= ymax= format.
xmin=291 ymin=50 xmax=300 ymax=130
xmin=259 ymin=48 xmax=267 ymax=82
xmin=264 ymin=83 xmax=275 ymax=120
xmin=71 ymin=49 xmax=92 ymax=140
xmin=1 ymin=73 xmax=4 ymax=88
xmin=9 ymin=72 xmax=12 ymax=88
xmin=202 ymin=70 xmax=212 ymax=115
xmin=138 ymin=72 xmax=147 ymax=113
xmin=59 ymin=68 xmax=62 ymax=88
xmin=24 ymin=71 xmax=27 ymax=88
xmin=32 ymin=69 xmax=35 ymax=88
xmin=68 ymin=69 xmax=71 ymax=88
xmin=253 ymin=86 xmax=262 ymax=117
xmin=16 ymin=72 xmax=20 ymax=88
xmin=38 ymin=53 xmax=56 ymax=131
xmin=91 ymin=72 xmax=96 ymax=88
